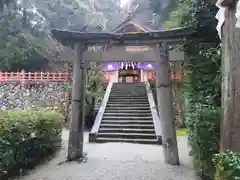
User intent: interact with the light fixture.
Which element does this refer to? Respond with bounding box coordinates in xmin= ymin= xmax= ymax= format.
xmin=146 ymin=64 xmax=153 ymax=69
xmin=107 ymin=64 xmax=114 ymax=70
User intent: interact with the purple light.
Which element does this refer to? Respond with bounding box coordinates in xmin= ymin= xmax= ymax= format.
xmin=102 ymin=62 xmax=156 ymax=71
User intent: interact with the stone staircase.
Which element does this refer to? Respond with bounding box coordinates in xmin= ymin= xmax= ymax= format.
xmin=92 ymin=82 xmax=160 ymax=145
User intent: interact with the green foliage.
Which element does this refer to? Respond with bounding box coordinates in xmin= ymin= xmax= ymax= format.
xmin=0 ymin=9 xmax=49 ymax=71
xmin=86 ymin=69 xmax=104 ymax=103
xmin=164 ymin=0 xmax=196 ymax=29
xmin=213 ymin=151 xmax=240 ymax=180
xmin=85 ymin=69 xmax=105 ymax=128
xmin=0 ymin=108 xmax=62 ymax=179
xmin=183 ymin=46 xmax=221 ymax=179
xmin=186 ymin=98 xmax=220 ymax=178
xmin=165 ymin=0 xmax=221 ymax=178
xmin=21 ymin=0 xmax=126 ymax=31
xmin=129 ymin=0 xmax=180 ymax=27
xmin=0 ymin=0 xmax=127 ymax=72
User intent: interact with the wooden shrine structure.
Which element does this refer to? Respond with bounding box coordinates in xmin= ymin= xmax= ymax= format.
xmin=98 ymin=18 xmax=185 ymax=83
xmin=51 ymin=27 xmax=195 ymax=165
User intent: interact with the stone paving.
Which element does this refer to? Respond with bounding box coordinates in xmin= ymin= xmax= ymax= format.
xmin=20 ymin=129 xmax=197 ymax=180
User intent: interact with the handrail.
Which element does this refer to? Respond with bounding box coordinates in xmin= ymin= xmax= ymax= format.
xmin=89 ymin=81 xmax=113 ymax=142
xmin=145 ymin=81 xmax=162 ymax=144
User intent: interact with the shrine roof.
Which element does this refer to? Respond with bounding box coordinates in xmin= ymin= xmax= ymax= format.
xmin=111 ymin=18 xmax=156 ymax=33
xmin=51 ymin=26 xmax=195 ymax=47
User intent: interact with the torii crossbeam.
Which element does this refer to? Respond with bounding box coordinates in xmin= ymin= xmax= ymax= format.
xmin=51 ymin=27 xmax=194 ymax=165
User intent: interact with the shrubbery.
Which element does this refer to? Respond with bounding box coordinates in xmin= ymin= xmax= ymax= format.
xmin=186 ymin=98 xmax=220 ymax=178
xmin=0 ymin=108 xmax=62 ymax=179
xmin=214 ymin=151 xmax=240 ymax=180
xmin=183 ymin=46 xmax=221 ymax=179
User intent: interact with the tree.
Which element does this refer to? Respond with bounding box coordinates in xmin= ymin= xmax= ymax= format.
xmin=0 ymin=8 xmax=50 ymax=71
xmin=220 ymin=4 xmax=240 ymax=152
xmin=0 ymin=0 xmax=13 ymax=10
xmin=165 ymin=0 xmax=221 ymax=178
xmin=128 ymin=0 xmax=179 ymax=28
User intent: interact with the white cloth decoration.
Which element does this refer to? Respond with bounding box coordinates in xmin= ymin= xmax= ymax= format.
xmin=215 ymin=0 xmax=225 ymax=38
xmin=236 ymin=0 xmax=240 ymax=27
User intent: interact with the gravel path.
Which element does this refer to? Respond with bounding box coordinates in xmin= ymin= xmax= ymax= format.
xmin=20 ymin=129 xmax=197 ymax=180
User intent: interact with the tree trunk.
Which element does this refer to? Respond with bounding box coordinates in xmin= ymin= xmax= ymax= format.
xmin=156 ymin=42 xmax=180 ymax=165
xmin=67 ymin=43 xmax=87 ymax=160
xmin=221 ymin=8 xmax=240 ymax=152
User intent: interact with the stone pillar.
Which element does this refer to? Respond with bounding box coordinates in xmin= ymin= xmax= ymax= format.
xmin=155 ymin=42 xmax=180 ymax=165
xmin=68 ymin=43 xmax=87 ymax=161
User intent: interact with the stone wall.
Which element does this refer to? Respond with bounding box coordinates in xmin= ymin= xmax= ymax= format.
xmin=0 ymin=82 xmax=104 ymax=128
xmin=0 ymin=83 xmax=69 ymax=110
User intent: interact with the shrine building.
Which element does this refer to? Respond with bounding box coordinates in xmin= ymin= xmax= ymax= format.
xmin=100 ymin=18 xmax=185 ymax=83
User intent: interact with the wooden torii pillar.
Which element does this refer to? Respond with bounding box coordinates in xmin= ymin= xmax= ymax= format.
xmin=51 ymin=27 xmax=194 ymax=164
xmin=67 ymin=43 xmax=87 ymax=160
xmin=156 ymin=42 xmax=180 ymax=165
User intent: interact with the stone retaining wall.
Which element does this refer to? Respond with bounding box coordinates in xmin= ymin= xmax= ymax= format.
xmin=0 ymin=83 xmax=70 ymax=110
xmin=0 ymin=82 xmax=103 ymax=128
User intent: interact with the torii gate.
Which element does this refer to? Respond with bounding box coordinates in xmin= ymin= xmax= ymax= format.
xmin=51 ymin=27 xmax=194 ymax=165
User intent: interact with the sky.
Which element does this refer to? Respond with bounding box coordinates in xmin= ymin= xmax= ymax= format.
xmin=121 ymin=0 xmax=130 ymax=7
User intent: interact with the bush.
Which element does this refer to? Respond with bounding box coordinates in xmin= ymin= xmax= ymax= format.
xmin=183 ymin=47 xmax=221 ymax=179
xmin=186 ymin=99 xmax=220 ymax=179
xmin=0 ymin=108 xmax=62 ymax=179
xmin=213 ymin=151 xmax=240 ymax=180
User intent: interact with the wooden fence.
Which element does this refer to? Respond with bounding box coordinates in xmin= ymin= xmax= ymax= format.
xmin=0 ymin=71 xmax=72 ymax=83
xmin=0 ymin=70 xmax=184 ymax=83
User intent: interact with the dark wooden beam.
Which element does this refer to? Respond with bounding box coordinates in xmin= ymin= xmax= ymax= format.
xmin=51 ymin=27 xmax=195 ymax=46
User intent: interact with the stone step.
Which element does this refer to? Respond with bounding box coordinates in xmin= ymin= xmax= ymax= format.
xmin=113 ymin=84 xmax=145 ymax=87
xmin=112 ymin=85 xmax=145 ymax=88
xmin=110 ymin=93 xmax=146 ymax=96
xmin=112 ymin=86 xmax=145 ymax=88
xmin=95 ymin=137 xmax=159 ymax=145
xmin=111 ymin=87 xmax=145 ymax=90
xmin=112 ymin=88 xmax=145 ymax=90
xmin=100 ymin=124 xmax=155 ymax=129
xmin=110 ymin=90 xmax=146 ymax=93
xmin=108 ymin=97 xmax=148 ymax=100
xmin=102 ymin=116 xmax=152 ymax=120
xmin=107 ymin=103 xmax=149 ymax=107
xmin=113 ymin=83 xmax=145 ymax=85
xmin=99 ymin=128 xmax=155 ymax=133
xmin=103 ymin=112 xmax=152 ymax=116
xmin=101 ymin=120 xmax=153 ymax=124
xmin=108 ymin=98 xmax=149 ymax=101
xmin=97 ymin=132 xmax=156 ymax=139
xmin=111 ymin=90 xmax=146 ymax=93
xmin=109 ymin=95 xmax=147 ymax=98
xmin=104 ymin=109 xmax=151 ymax=113
xmin=106 ymin=106 xmax=150 ymax=110
xmin=107 ymin=101 xmax=149 ymax=104
xmin=110 ymin=94 xmax=146 ymax=97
